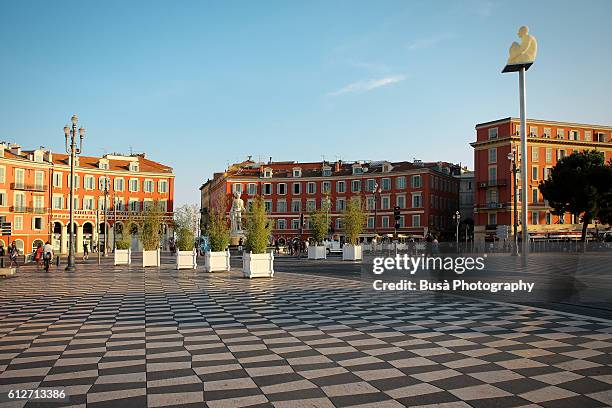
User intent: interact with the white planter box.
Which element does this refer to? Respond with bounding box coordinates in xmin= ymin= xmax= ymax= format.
xmin=143 ymin=249 xmax=160 ymax=267
xmin=0 ymin=267 xmax=16 ymax=277
xmin=242 ymin=251 xmax=274 ymax=278
xmin=342 ymin=244 xmax=363 ymax=261
xmin=176 ymin=250 xmax=197 ymax=270
xmin=204 ymin=250 xmax=230 ymax=272
xmin=114 ymin=249 xmax=131 ymax=265
xmin=307 ymin=246 xmax=326 ymax=260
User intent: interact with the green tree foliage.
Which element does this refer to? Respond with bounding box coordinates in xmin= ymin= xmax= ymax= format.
xmin=539 ymin=150 xmax=612 ymax=242
xmin=310 ymin=199 xmax=330 ymax=245
xmin=244 ymin=196 xmax=272 ymax=254
xmin=342 ymin=198 xmax=366 ymax=246
xmin=141 ymin=201 xmax=164 ymax=251
xmin=174 ymin=204 xmax=199 ymax=251
xmin=206 ymin=205 xmax=230 ymax=252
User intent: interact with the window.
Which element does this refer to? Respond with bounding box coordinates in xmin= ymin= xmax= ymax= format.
xmin=529 ymin=126 xmax=538 ymax=137
xmin=396 ymin=176 xmax=406 ymax=189
xmin=0 ymin=191 xmax=6 ymax=206
xmin=277 ymin=183 xmax=286 ymax=195
xmin=84 ymin=175 xmax=95 ymax=190
xmin=411 ymin=175 xmax=422 ymax=188
xmin=158 ymin=180 xmax=168 ymax=193
xmin=158 ymin=200 xmax=167 ymax=212
xmin=35 ymin=171 xmax=44 ymax=190
xmin=52 ymin=195 xmax=63 ymax=210
xmin=277 ymin=219 xmax=286 ymax=230
xmin=72 ymin=196 xmax=79 ymax=210
xmin=546 ymin=212 xmax=552 ymax=225
xmin=98 ymin=196 xmax=110 ymax=210
xmin=129 ymin=162 xmax=139 ymax=172
xmin=84 ymin=197 xmax=95 ymax=210
xmin=232 ymin=183 xmax=242 ymax=195
xmin=144 ymin=179 xmax=154 ymax=193
xmin=488 ymin=128 xmax=498 ymax=140
xmin=532 ymin=188 xmax=539 ymax=203
xmin=263 ymin=183 xmax=272 ymax=195
xmin=543 ymin=128 xmax=551 ymax=138
xmin=306 ymin=199 xmax=316 ymax=212
xmin=381 ymin=196 xmax=390 ymax=210
xmin=98 ymin=160 xmax=109 ymax=170
xmin=32 ymin=217 xmax=43 ymax=230
xmin=292 ymin=219 xmax=300 ymax=230
xmin=488 ymin=148 xmax=497 ymax=164
xmin=569 ymin=130 xmax=579 ymax=141
xmin=412 ymin=193 xmax=422 ymax=208
xmin=336 ymin=218 xmax=343 ymax=230
xmin=558 ymin=149 xmax=566 ymax=159
xmin=488 ymin=167 xmax=497 ymax=183
xmin=351 ymin=180 xmax=361 ymax=192
xmin=247 ymin=183 xmax=257 ymax=195
xmin=322 ymin=167 xmax=331 ymax=177
xmin=336 ymin=198 xmax=345 ymax=211
xmin=306 ymin=182 xmax=316 ymax=194
xmin=544 ymin=167 xmax=552 ymax=180
xmin=532 ymin=211 xmax=539 ymax=224
xmin=99 ymin=176 xmax=110 ymax=191
xmin=396 ymin=195 xmax=406 ymax=209
xmin=53 ymin=172 xmax=63 ymax=188
xmin=129 ymin=199 xmax=140 ymax=212
xmin=14 ymin=216 xmax=23 ymax=231
xmin=557 ymin=129 xmax=565 ymax=139
xmin=382 ymin=178 xmax=391 ymax=190
xmin=263 ymin=168 xmax=272 ymax=178
xmin=367 ymin=217 xmax=375 ymax=229
xmin=412 ymin=215 xmax=421 ymax=227
xmin=129 ymin=179 xmax=139 ymax=192
xmin=322 ymin=181 xmax=331 ymax=194
xmin=584 ymin=131 xmax=592 ymax=141
xmin=264 ymin=200 xmax=272 ymax=213
xmin=0 ymin=166 xmax=4 ymax=183
xmin=532 ymin=166 xmax=538 ymax=180
xmin=531 ymin=147 xmax=539 ymax=162
xmin=596 ymin=132 xmax=607 ymax=142
xmin=276 ymin=200 xmax=287 ymax=213
xmin=487 ymin=189 xmax=498 ymax=204
xmin=336 ymin=181 xmax=345 ymax=193
xmin=366 ymin=179 xmax=375 ymax=193
xmin=381 ymin=216 xmax=389 ymax=228
xmin=488 ymin=213 xmax=497 ymax=225
xmin=545 ymin=148 xmax=553 ymax=163
xmin=292 ymin=183 xmax=301 ymax=195
xmin=366 ymin=196 xmax=375 ymax=210
xmin=293 ymin=168 xmax=302 ymax=177
xmin=291 ymin=199 xmax=301 ymax=213
xmin=114 ymin=198 xmax=125 ymax=211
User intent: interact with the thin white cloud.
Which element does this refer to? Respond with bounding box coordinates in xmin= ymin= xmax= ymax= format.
xmin=407 ymin=33 xmax=454 ymax=51
xmin=327 ymin=75 xmax=406 ymax=97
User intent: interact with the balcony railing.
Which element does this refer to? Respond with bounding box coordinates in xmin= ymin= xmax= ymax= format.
xmin=11 ymin=183 xmax=46 ymax=192
xmin=478 ymin=179 xmax=508 ymax=188
xmin=476 ymin=202 xmax=506 ymax=209
xmin=10 ymin=206 xmax=48 ymax=214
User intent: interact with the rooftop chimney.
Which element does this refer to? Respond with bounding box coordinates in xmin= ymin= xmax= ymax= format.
xmin=268 ymin=156 xmax=272 ymax=164
xmin=10 ymin=144 xmax=21 ymax=155
xmin=335 ymin=160 xmax=342 ymax=172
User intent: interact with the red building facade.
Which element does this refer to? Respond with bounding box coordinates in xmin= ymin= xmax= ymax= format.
xmin=471 ymin=117 xmax=612 ymax=240
xmin=0 ymin=143 xmax=175 ymax=254
xmin=200 ymin=159 xmax=460 ymax=241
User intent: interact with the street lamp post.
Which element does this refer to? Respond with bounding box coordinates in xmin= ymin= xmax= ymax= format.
xmin=508 ymin=148 xmax=520 ymax=256
xmin=453 ymin=211 xmax=461 ymax=252
xmin=63 ymin=115 xmax=84 ymax=271
xmin=372 ymin=183 xmax=381 ymax=235
xmin=324 ymin=195 xmax=331 ymax=240
xmin=103 ymin=182 xmax=109 ymax=256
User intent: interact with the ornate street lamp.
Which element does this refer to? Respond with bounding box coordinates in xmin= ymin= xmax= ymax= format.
xmin=63 ymin=115 xmax=84 ymax=271
xmin=453 ymin=210 xmax=461 ymax=251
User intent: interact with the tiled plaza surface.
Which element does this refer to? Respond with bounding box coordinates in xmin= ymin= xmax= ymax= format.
xmin=0 ymin=262 xmax=611 ymax=408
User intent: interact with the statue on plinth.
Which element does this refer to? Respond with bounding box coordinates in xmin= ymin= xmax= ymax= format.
xmin=507 ymin=26 xmax=537 ymax=66
xmin=230 ymin=192 xmax=246 ymax=233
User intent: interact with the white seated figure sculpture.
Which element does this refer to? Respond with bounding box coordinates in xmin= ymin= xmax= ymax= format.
xmin=507 ymin=26 xmax=538 ymax=66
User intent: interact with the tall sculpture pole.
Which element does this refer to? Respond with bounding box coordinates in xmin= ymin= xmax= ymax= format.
xmin=503 ymin=26 xmax=538 ymax=267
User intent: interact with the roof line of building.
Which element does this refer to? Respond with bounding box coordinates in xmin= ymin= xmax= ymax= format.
xmin=475 ymin=117 xmax=612 ymax=130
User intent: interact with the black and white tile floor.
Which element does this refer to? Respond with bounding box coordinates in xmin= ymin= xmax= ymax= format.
xmin=0 ymin=265 xmax=610 ymax=407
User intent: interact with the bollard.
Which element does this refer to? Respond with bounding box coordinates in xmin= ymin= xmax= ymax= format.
xmin=56 ymin=256 xmax=60 ymax=266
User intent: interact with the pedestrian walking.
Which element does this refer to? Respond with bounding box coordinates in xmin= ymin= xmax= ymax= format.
xmin=83 ymin=242 xmax=89 ymax=260
xmin=34 ymin=243 xmax=43 ymax=269
xmin=8 ymin=242 xmax=19 ymax=268
xmin=43 ymin=241 xmax=54 ymax=273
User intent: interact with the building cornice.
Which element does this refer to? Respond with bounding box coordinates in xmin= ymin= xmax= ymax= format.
xmin=476 ymin=117 xmax=612 ymax=131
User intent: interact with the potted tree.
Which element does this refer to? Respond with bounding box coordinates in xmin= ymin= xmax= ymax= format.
xmin=342 ymin=199 xmax=366 ymax=261
xmin=308 ymin=204 xmax=329 ymax=260
xmin=174 ymin=204 xmax=199 ymax=270
xmin=204 ymin=204 xmax=231 ymax=272
xmin=242 ymin=196 xmax=274 ymax=278
xmin=114 ymin=223 xmax=132 ymax=265
xmin=141 ymin=201 xmax=163 ymax=267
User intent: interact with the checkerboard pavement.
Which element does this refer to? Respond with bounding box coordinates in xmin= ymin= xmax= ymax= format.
xmin=0 ymin=264 xmax=611 ymax=407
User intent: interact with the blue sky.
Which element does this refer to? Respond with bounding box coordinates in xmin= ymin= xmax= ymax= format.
xmin=1 ymin=0 xmax=611 ymax=205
